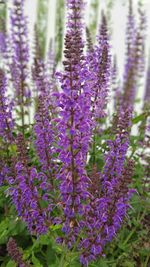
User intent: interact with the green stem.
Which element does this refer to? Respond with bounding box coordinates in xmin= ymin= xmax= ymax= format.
xmin=92 ymin=133 xmax=96 ymax=165
xmin=123 ymin=227 xmax=136 ymax=246
xmin=143 ymin=253 xmax=150 ymax=267
xmin=123 ymin=210 xmax=147 ymax=246
xmin=59 ymin=252 xmax=66 ymax=267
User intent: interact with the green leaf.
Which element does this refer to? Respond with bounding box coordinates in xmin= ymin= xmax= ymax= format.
xmin=0 ymin=218 xmax=9 ymax=244
xmin=32 ymin=253 xmax=43 ymax=267
xmin=92 ymin=258 xmax=109 ymax=267
xmin=46 ymin=245 xmax=56 ymax=265
xmin=0 ymin=218 xmax=9 ymax=233
xmin=39 ymin=234 xmax=51 ymax=245
xmin=132 ymin=114 xmax=146 ymax=124
xmin=8 ymin=144 xmax=17 ymax=154
xmin=23 ymin=246 xmax=33 ymax=259
xmin=118 ymin=243 xmax=129 ymax=251
xmin=8 ymin=219 xmax=26 ymax=236
xmin=6 ymin=260 xmax=16 ymax=267
xmin=50 ymin=224 xmax=62 ymax=231
xmin=122 ymin=261 xmax=135 ymax=267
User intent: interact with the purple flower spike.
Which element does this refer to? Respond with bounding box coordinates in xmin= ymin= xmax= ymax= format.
xmin=144 ymin=61 xmax=150 ymax=102
xmin=7 ymin=238 xmax=29 ymax=267
xmin=0 ymin=69 xmax=13 ymax=185
xmin=34 ymin=94 xmax=57 ymax=187
xmin=79 ymin=105 xmax=134 ymax=265
xmin=56 ymin=0 xmax=92 ymax=245
xmin=10 ymin=0 xmax=31 ymax=131
xmin=7 ymin=134 xmax=53 ymax=235
xmin=86 ymin=12 xmax=111 ymax=121
xmin=0 ymin=69 xmax=13 ymax=142
xmin=123 ymin=0 xmax=146 ymax=106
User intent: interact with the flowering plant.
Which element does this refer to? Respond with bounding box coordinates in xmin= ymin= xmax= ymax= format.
xmin=0 ymin=0 xmax=149 ymax=266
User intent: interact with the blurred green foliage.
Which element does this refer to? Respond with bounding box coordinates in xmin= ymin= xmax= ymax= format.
xmin=0 ymin=1 xmax=6 ymax=31
xmin=36 ymin=0 xmax=49 ymax=58
xmin=55 ymin=0 xmax=65 ymax=64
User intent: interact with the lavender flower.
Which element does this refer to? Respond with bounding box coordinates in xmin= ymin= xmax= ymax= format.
xmin=144 ymin=61 xmax=150 ymax=102
xmin=79 ymin=105 xmax=133 ymax=266
xmin=137 ymin=2 xmax=146 ymax=77
xmin=0 ymin=33 xmax=5 ymax=56
xmin=0 ymin=69 xmax=13 ymax=141
xmin=113 ymin=3 xmax=146 ymax=134
xmin=79 ymin=160 xmax=134 ymax=266
xmin=7 ymin=238 xmax=30 ymax=267
xmin=86 ymin=27 xmax=94 ymax=53
xmin=10 ymin=0 xmax=31 ymax=132
xmin=33 ymin=38 xmax=58 ymax=186
xmin=87 ymin=12 xmax=111 ymax=120
xmin=7 ymin=134 xmax=52 ymax=235
xmin=0 ymin=68 xmax=14 ymax=186
xmin=123 ymin=0 xmax=146 ymax=105
xmin=86 ymin=12 xmax=111 ymax=166
xmin=45 ymin=40 xmax=56 ymax=88
xmin=139 ymin=59 xmax=150 ymax=143
xmin=32 ymin=27 xmax=46 ymax=97
xmin=102 ymin=104 xmax=132 ymax=188
xmin=34 ymin=94 xmax=56 ymax=187
xmin=56 ymin=0 xmax=92 ymax=245
xmin=111 ymin=56 xmax=121 ymax=110
xmin=32 ymin=31 xmax=57 ymax=115
xmin=125 ymin=0 xmax=136 ymax=58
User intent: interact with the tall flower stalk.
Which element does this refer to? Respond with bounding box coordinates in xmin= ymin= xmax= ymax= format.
xmin=86 ymin=12 xmax=111 ymax=165
xmin=0 ymin=69 xmax=13 ymax=142
xmin=56 ymin=0 xmax=92 ymax=245
xmin=79 ymin=106 xmax=134 ymax=266
xmin=0 ymin=69 xmax=13 ymax=185
xmin=10 ymin=0 xmax=31 ymax=134
xmin=92 ymin=12 xmax=111 ymax=120
xmin=7 ymin=134 xmax=53 ymax=235
xmin=0 ymin=14 xmax=6 ymax=55
xmin=34 ymin=94 xmax=56 ymax=187
xmin=113 ymin=1 xmax=146 ymax=134
xmin=139 ymin=59 xmax=150 ymax=141
xmin=123 ymin=0 xmax=146 ymax=106
xmin=7 ymin=238 xmax=29 ymax=267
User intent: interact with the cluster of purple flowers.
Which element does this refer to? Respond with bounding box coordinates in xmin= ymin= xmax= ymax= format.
xmin=78 ymin=106 xmax=134 ymax=265
xmin=0 ymin=0 xmax=147 ymax=266
xmin=10 ymin=0 xmax=31 ymax=131
xmin=144 ymin=62 xmax=150 ymax=102
xmin=7 ymin=134 xmax=53 ymax=235
xmin=123 ymin=0 xmax=146 ymax=106
xmin=0 ymin=69 xmax=13 ymax=142
xmin=56 ymin=0 xmax=93 ymax=245
xmin=0 ymin=69 xmax=14 ymax=186
xmin=34 ymin=94 xmax=56 ymax=187
xmin=112 ymin=0 xmax=146 ymax=137
xmin=86 ymin=12 xmax=111 ymax=122
xmin=80 ymin=159 xmax=134 ymax=265
xmin=7 ymin=238 xmax=30 ymax=267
